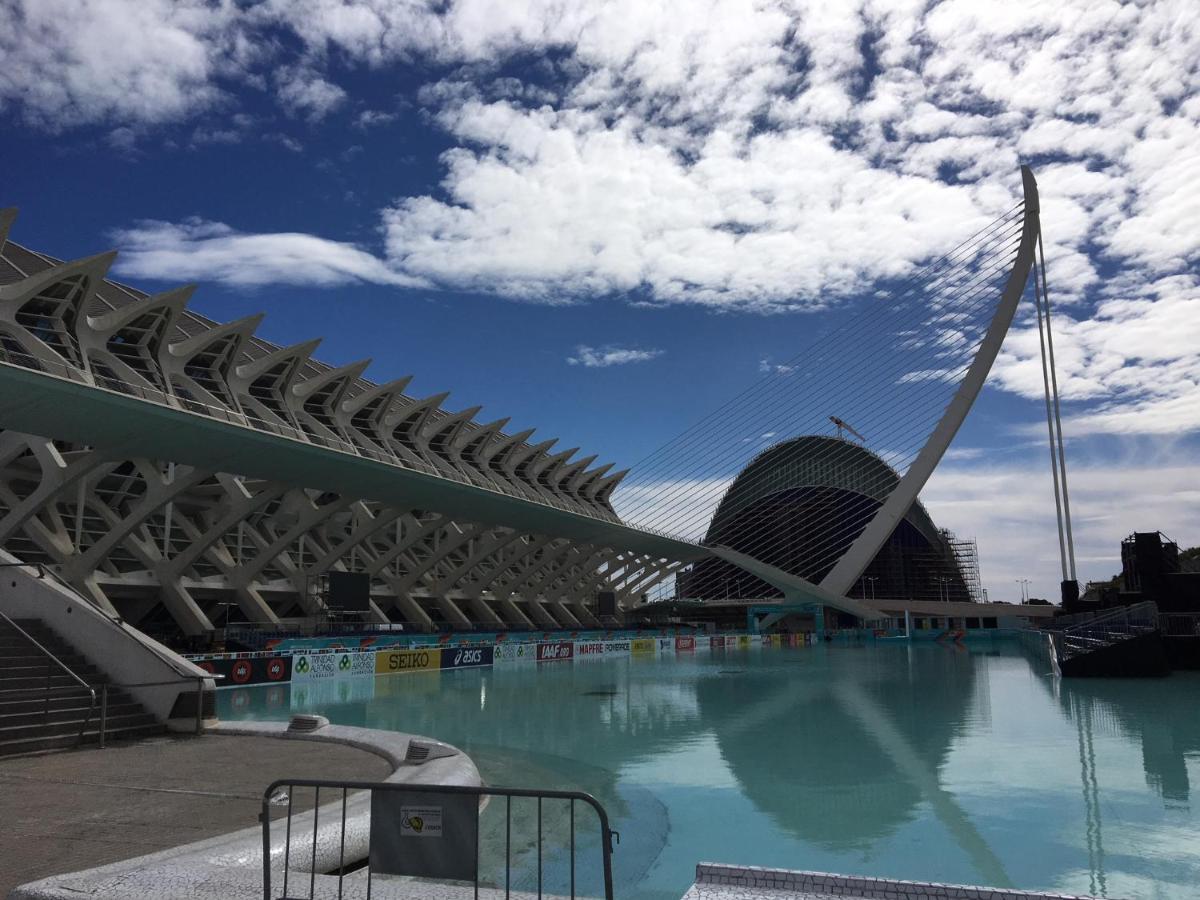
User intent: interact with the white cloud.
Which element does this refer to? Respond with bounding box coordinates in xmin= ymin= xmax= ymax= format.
xmin=381 ymin=101 xmax=990 ymax=310
xmin=758 ymin=358 xmax=796 ymax=376
xmin=566 ymin=345 xmax=664 ymax=368
xmin=354 ymin=109 xmax=398 ymax=130
xmin=275 ymin=65 xmax=347 ymax=122
xmin=110 ymin=219 xmax=425 ymax=289
xmin=991 ymin=274 xmax=1200 ymax=436
xmin=9 ymin=0 xmax=1199 ymax=443
xmin=0 ymin=0 xmax=244 ymax=128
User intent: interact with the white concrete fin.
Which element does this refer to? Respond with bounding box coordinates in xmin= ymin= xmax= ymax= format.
xmin=0 ymin=250 xmax=118 ymax=373
xmin=454 ymin=415 xmax=510 ymax=455
xmin=479 ymin=426 xmax=535 ymax=467
xmin=231 ymin=337 xmax=322 ymax=384
xmin=0 ymin=207 xmax=17 ymax=250
xmin=86 ymin=284 xmax=194 ymax=334
xmin=0 ymin=249 xmax=118 ymax=304
xmin=340 ymin=376 xmax=413 ymax=424
xmin=167 ymin=312 xmax=263 ymax=360
xmin=574 ymin=461 xmax=614 ymax=494
xmin=291 ymin=358 xmax=371 ymax=401
xmin=593 ymin=468 xmax=629 ymax=503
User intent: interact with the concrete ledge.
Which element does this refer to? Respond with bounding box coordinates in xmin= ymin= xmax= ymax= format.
xmin=9 ymin=722 xmax=480 ymax=900
xmin=684 ymin=863 xmax=1115 ymax=900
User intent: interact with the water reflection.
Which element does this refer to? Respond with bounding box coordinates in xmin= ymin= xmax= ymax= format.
xmin=219 ymin=646 xmax=1200 ymax=898
xmin=695 ymin=644 xmax=1010 ymax=885
xmin=1050 ymin=676 xmax=1200 ymax=807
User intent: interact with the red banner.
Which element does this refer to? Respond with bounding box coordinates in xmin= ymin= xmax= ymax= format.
xmin=536 ymin=641 xmax=574 ymax=662
xmin=675 ymin=636 xmax=696 ymax=651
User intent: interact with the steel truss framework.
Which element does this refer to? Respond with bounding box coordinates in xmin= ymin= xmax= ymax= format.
xmin=0 ymin=167 xmax=1041 ymax=636
xmin=0 ymin=210 xmax=675 ymax=635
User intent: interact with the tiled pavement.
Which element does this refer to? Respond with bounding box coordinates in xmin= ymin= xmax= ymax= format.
xmin=681 ymin=863 xmax=1111 ymax=900
xmin=0 ymin=733 xmax=390 ymax=898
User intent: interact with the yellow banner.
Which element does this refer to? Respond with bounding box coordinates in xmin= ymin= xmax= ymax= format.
xmin=738 ymin=635 xmax=751 ymax=649
xmin=770 ymin=634 xmax=782 ymax=647
xmin=630 ymin=638 xmax=656 ymax=654
xmin=375 ymin=648 xmax=442 ymax=674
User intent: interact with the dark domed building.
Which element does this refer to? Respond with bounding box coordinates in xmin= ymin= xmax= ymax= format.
xmin=675 ymin=435 xmax=979 ymax=607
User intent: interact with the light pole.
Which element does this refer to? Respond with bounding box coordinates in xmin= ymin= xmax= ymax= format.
xmin=866 ymin=576 xmax=878 ymax=602
xmin=1015 ymin=578 xmax=1030 ymax=603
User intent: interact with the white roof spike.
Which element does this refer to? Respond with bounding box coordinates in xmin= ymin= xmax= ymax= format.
xmin=0 ymin=207 xmax=17 ymax=249
xmin=232 ymin=337 xmax=322 ymax=381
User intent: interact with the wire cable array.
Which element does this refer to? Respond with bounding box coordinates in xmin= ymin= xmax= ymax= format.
xmin=611 ymin=196 xmax=1032 ymax=600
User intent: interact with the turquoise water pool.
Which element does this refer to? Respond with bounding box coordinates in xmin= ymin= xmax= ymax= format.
xmin=219 ymin=642 xmax=1200 ymax=899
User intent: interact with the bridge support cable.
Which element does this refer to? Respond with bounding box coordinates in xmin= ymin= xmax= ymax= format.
xmin=1034 ymin=228 xmax=1077 ymax=586
xmin=613 ymin=168 xmax=1043 ymax=610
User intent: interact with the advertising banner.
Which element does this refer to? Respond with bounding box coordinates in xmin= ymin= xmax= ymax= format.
xmin=536 ymin=641 xmax=573 ymax=662
xmin=710 ymin=636 xmax=726 ymax=650
xmin=675 ymin=636 xmax=696 ymax=651
xmin=375 ymin=648 xmax=442 ymax=674
xmin=493 ymin=643 xmax=535 ymax=664
xmin=440 ymin=646 xmax=494 ymax=670
xmin=631 ymin=638 xmax=656 ymax=655
xmin=601 ymin=640 xmax=631 ymax=656
xmin=199 ymin=654 xmax=292 ymax=686
xmin=737 ymin=635 xmax=751 ymax=649
xmin=657 ymin=637 xmax=674 ymax=652
xmin=574 ymin=641 xmax=605 ymax=657
xmin=291 ymin=653 xmax=339 ymax=681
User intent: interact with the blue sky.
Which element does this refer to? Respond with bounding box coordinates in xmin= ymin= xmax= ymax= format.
xmin=2 ymin=0 xmax=1198 ymax=602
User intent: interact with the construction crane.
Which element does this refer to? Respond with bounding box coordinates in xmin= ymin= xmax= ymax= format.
xmin=829 ymin=415 xmax=866 ymax=444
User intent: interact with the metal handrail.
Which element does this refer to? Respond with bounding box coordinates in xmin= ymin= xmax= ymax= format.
xmin=1045 ymin=600 xmax=1157 ymax=631
xmin=0 ymin=608 xmax=97 ymax=747
xmin=97 ymin=674 xmax=221 ymax=748
xmin=1053 ymin=601 xmax=1159 ymax=662
xmin=261 ymin=778 xmax=618 ymax=900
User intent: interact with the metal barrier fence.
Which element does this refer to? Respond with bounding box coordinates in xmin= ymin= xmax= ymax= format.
xmin=261 ymin=779 xmax=618 ymax=900
xmin=1160 ymin=612 xmax=1200 ymax=637
xmin=1053 ymin=600 xmax=1158 ymax=662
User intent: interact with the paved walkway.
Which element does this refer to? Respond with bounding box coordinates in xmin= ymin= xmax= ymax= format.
xmin=0 ymin=733 xmax=391 ymax=898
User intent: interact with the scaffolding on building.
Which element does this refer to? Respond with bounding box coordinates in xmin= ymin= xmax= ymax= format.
xmin=942 ymin=530 xmax=983 ymax=604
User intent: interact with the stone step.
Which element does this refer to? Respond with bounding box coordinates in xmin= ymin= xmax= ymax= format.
xmin=0 ymin=701 xmax=142 ymax=729
xmin=0 ymin=673 xmax=102 ymax=691
xmin=0 ymin=617 xmax=162 ymax=756
xmin=0 ymin=662 xmax=103 ymax=680
xmin=0 ymin=689 xmax=136 ymax=714
xmin=0 ymin=710 xmax=155 ymax=742
xmin=0 ymin=721 xmax=166 ymax=757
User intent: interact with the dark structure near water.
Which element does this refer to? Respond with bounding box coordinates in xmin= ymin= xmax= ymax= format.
xmin=675 ymin=436 xmax=979 ymax=607
xmin=1074 ymin=532 xmax=1200 ymax=614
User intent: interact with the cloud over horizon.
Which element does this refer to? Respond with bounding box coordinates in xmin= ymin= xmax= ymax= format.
xmin=80 ymin=0 xmax=1197 ymax=445
xmin=4 ymin=0 xmax=1198 ymax=600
